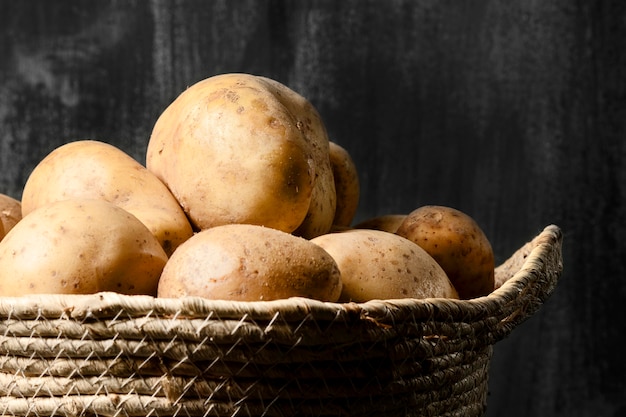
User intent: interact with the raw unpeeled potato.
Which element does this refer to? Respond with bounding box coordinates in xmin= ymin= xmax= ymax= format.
xmin=21 ymin=140 xmax=193 ymax=256
xmin=157 ymin=224 xmax=342 ymax=302
xmin=311 ymin=229 xmax=458 ymax=302
xmin=329 ymin=141 xmax=360 ymax=228
xmin=396 ymin=205 xmax=495 ymax=299
xmin=146 ymin=73 xmax=336 ymax=238
xmin=0 ymin=193 xmax=21 ymax=239
xmin=0 ymin=199 xmax=168 ymax=296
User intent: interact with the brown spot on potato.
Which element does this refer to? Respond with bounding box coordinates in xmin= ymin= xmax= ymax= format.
xmin=162 ymin=240 xmax=173 ymax=254
xmin=268 ymin=117 xmax=281 ymax=128
xmin=225 ymin=90 xmax=239 ymax=103
xmin=251 ymin=98 xmax=268 ymax=111
xmin=207 ymin=89 xmax=226 ymax=101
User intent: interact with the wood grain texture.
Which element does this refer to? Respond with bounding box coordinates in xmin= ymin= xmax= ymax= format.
xmin=1 ymin=1 xmax=625 ymax=416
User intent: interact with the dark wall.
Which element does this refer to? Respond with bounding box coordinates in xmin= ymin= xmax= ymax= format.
xmin=1 ymin=1 xmax=625 ymax=416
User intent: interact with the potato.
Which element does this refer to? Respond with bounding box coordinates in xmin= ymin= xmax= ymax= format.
xmin=0 ymin=199 xmax=168 ymax=296
xmin=329 ymin=141 xmax=360 ymax=227
xmin=0 ymin=193 xmax=22 ymax=237
xmin=157 ymin=224 xmax=342 ymax=302
xmin=395 ymin=205 xmax=495 ymax=299
xmin=311 ymin=229 xmax=458 ymax=302
xmin=146 ymin=73 xmax=336 ymax=238
xmin=21 ymin=140 xmax=193 ymax=256
xmin=354 ymin=214 xmax=407 ymax=233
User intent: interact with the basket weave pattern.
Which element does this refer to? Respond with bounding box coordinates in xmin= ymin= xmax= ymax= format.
xmin=0 ymin=225 xmax=563 ymax=417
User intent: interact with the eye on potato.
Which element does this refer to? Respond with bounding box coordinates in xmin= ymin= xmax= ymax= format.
xmin=395 ymin=205 xmax=495 ymax=299
xmin=157 ymin=223 xmax=342 ymax=302
xmin=146 ymin=73 xmax=336 ymax=238
xmin=311 ymin=229 xmax=458 ymax=302
xmin=20 ymin=140 xmax=193 ymax=256
xmin=0 ymin=199 xmax=168 ymax=296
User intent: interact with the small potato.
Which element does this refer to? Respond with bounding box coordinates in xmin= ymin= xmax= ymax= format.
xmin=0 ymin=194 xmax=22 ymax=237
xmin=0 ymin=199 xmax=168 ymax=296
xmin=21 ymin=140 xmax=193 ymax=256
xmin=158 ymin=224 xmax=342 ymax=302
xmin=328 ymin=141 xmax=360 ymax=228
xmin=396 ymin=205 xmax=495 ymax=299
xmin=147 ymin=73 xmax=336 ymax=238
xmin=311 ymin=229 xmax=458 ymax=302
xmin=354 ymin=214 xmax=407 ymax=233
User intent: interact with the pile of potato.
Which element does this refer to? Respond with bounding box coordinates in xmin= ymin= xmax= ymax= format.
xmin=0 ymin=73 xmax=494 ymax=302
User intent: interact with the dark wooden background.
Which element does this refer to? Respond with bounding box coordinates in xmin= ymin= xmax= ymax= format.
xmin=1 ymin=1 xmax=625 ymax=416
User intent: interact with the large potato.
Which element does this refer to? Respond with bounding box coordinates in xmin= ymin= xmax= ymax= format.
xmin=0 ymin=199 xmax=168 ymax=296
xmin=21 ymin=140 xmax=193 ymax=256
xmin=395 ymin=205 xmax=495 ymax=299
xmin=158 ymin=224 xmax=342 ymax=302
xmin=311 ymin=229 xmax=458 ymax=302
xmin=328 ymin=141 xmax=360 ymax=228
xmin=0 ymin=193 xmax=22 ymax=238
xmin=146 ymin=73 xmax=336 ymax=238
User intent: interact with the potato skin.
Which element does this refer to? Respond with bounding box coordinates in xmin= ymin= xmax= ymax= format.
xmin=157 ymin=224 xmax=342 ymax=302
xmin=329 ymin=141 xmax=360 ymax=228
xmin=147 ymin=73 xmax=335 ymax=237
xmin=311 ymin=229 xmax=458 ymax=302
xmin=395 ymin=205 xmax=495 ymax=299
xmin=354 ymin=214 xmax=407 ymax=233
xmin=0 ymin=199 xmax=168 ymax=296
xmin=0 ymin=193 xmax=21 ymax=237
xmin=21 ymin=140 xmax=193 ymax=256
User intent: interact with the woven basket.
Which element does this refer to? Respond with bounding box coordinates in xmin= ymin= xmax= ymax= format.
xmin=0 ymin=225 xmax=563 ymax=417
